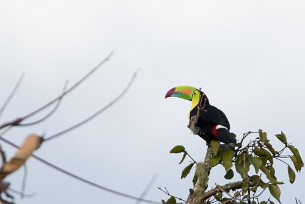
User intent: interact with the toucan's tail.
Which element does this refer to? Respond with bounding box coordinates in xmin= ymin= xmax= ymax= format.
xmin=213 ymin=125 xmax=236 ymax=144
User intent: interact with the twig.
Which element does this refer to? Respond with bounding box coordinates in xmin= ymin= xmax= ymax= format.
xmin=215 ymin=183 xmax=234 ymax=200
xmin=0 ymin=136 xmax=161 ymax=204
xmin=295 ymin=198 xmax=302 ymax=204
xmin=157 ymin=187 xmax=186 ymax=203
xmin=0 ymin=73 xmax=25 ymax=120
xmin=135 ymin=175 xmax=157 ymax=204
xmin=18 ymin=81 xmax=68 ymax=127
xmin=275 ymin=157 xmax=290 ymax=166
xmin=21 ymin=165 xmax=28 ymax=199
xmin=236 ymin=131 xmax=258 ymax=153
xmin=43 ymin=70 xmax=138 ymax=142
xmin=8 ymin=188 xmax=35 ymax=198
xmin=185 ymin=151 xmax=197 ymax=164
xmin=252 ymin=186 xmax=267 ymax=199
xmin=0 ymin=53 xmax=113 ymax=130
xmin=0 ymin=127 xmax=13 ymax=138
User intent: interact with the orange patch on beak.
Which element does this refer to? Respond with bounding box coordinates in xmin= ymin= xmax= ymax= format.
xmin=180 ymin=90 xmax=192 ymax=95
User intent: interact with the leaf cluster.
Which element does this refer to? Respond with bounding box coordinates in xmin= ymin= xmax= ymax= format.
xmin=164 ymin=130 xmax=304 ymax=204
xmin=169 ymin=145 xmax=197 ymax=183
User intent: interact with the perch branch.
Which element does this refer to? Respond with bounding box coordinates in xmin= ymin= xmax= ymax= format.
xmin=194 ymin=181 xmax=257 ymax=203
xmin=186 ymin=145 xmax=214 ymax=204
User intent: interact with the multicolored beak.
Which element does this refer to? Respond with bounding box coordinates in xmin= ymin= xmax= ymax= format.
xmin=165 ymin=86 xmax=198 ymax=101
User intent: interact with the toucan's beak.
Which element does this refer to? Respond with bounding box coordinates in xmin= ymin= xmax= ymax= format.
xmin=165 ymin=86 xmax=197 ymax=101
xmin=165 ymin=88 xmax=176 ymax=98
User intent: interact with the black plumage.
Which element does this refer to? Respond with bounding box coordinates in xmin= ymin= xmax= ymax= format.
xmin=189 ymin=96 xmax=236 ymax=144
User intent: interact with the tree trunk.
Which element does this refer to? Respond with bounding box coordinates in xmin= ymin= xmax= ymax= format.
xmin=186 ymin=146 xmax=214 ymax=204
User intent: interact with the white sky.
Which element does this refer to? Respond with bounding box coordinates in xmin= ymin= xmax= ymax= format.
xmin=1 ymin=0 xmax=305 ymax=203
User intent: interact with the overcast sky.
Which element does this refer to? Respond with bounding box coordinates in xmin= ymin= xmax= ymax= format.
xmin=1 ymin=1 xmax=305 ymax=204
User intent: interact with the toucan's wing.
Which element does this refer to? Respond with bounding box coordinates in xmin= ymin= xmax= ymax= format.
xmin=193 ymin=105 xmax=230 ymax=130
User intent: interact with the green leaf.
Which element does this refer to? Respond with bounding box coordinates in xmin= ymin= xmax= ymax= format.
xmin=241 ymin=181 xmax=249 ymax=196
xmin=224 ymin=169 xmax=234 ymax=180
xmin=264 ymin=141 xmax=278 ymax=156
xmin=275 ymin=132 xmax=287 ymax=145
xmin=179 ymin=152 xmax=187 ymax=164
xmin=209 ymin=151 xmax=222 ymax=167
xmin=290 ymin=155 xmax=302 ymax=172
xmin=268 ymin=166 xmax=277 ymax=181
xmin=220 ymin=198 xmax=230 ymax=203
xmin=222 ymin=149 xmax=235 ymax=172
xmin=259 ymin=130 xmax=267 ymax=143
xmin=268 ymin=184 xmax=281 ymax=203
xmin=250 ymin=175 xmax=260 ymax=183
xmin=234 ymin=191 xmax=240 ymax=198
xmin=213 ymin=193 xmax=222 ymax=201
xmin=288 ymin=145 xmax=304 ymax=171
xmin=288 ymin=165 xmax=296 ymax=184
xmin=250 ymin=175 xmax=267 ymax=188
xmin=250 ymin=156 xmax=263 ymax=174
xmin=235 ymin=153 xmax=250 ymax=179
xmin=235 ymin=142 xmax=242 ymax=148
xmin=170 ymin=145 xmax=185 ymax=154
xmin=192 ymin=171 xmax=199 ymax=186
xmin=210 ymin=140 xmax=220 ymax=155
xmin=259 ymin=165 xmax=277 ymax=183
xmin=166 ymin=196 xmax=176 ymax=204
xmin=253 ymin=148 xmax=273 ymax=165
xmin=181 ymin=163 xmax=194 ymax=179
xmin=260 ymin=202 xmax=267 ymax=204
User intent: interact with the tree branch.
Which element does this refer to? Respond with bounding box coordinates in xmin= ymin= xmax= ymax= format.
xmin=17 ymin=81 xmax=68 ymax=127
xmin=0 ymin=137 xmax=161 ymax=204
xmin=193 ymin=181 xmax=256 ymax=203
xmin=43 ymin=70 xmax=138 ymax=142
xmin=0 ymin=53 xmax=113 ymax=130
xmin=0 ymin=73 xmax=25 ymax=120
xmin=186 ymin=145 xmax=214 ymax=204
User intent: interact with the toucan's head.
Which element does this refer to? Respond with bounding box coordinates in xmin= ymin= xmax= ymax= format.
xmin=165 ymin=86 xmax=208 ymax=110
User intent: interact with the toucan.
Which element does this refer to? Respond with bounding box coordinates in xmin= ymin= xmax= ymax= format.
xmin=165 ymin=86 xmax=236 ymax=145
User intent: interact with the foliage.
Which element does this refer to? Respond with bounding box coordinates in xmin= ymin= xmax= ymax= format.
xmin=163 ymin=130 xmax=304 ymax=204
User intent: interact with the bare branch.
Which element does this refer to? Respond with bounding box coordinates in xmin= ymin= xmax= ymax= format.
xmin=0 ymin=73 xmax=25 ymax=120
xmin=0 ymin=53 xmax=113 ymax=130
xmin=21 ymin=165 xmax=28 ymax=199
xmin=18 ymin=81 xmax=68 ymax=127
xmin=185 ymin=151 xmax=197 ymax=164
xmin=0 ymin=137 xmax=161 ymax=204
xmin=7 ymin=188 xmax=34 ymax=198
xmin=43 ymin=70 xmax=138 ymax=142
xmin=295 ymin=198 xmax=302 ymax=204
xmin=135 ymin=175 xmax=157 ymax=204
